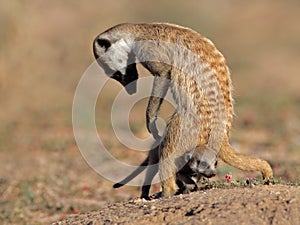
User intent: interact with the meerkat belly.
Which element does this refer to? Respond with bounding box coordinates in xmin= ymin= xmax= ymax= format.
xmin=170 ymin=76 xmax=214 ymax=146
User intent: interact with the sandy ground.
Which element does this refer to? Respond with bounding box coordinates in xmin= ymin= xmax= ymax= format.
xmin=55 ymin=185 xmax=300 ymax=225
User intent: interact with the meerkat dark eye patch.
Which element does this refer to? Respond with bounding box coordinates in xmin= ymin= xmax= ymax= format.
xmin=97 ymin=39 xmax=111 ymax=51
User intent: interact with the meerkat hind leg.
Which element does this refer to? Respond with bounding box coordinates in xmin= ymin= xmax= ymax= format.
xmin=141 ymin=163 xmax=159 ymax=199
xmin=159 ymin=153 xmax=178 ymax=197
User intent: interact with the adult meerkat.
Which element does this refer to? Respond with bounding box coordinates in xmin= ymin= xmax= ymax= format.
xmin=93 ymin=23 xmax=273 ymax=197
xmin=113 ymin=145 xmax=217 ymax=198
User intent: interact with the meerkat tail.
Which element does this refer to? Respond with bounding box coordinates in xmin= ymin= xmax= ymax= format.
xmin=113 ymin=156 xmax=149 ymax=188
xmin=219 ymin=143 xmax=273 ymax=179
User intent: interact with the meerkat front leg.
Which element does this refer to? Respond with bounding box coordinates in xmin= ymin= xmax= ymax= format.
xmin=146 ymin=74 xmax=171 ymax=140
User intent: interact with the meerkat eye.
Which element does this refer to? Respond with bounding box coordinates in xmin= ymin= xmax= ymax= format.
xmin=200 ymin=161 xmax=208 ymax=168
xmin=215 ymin=160 xmax=218 ymax=166
xmin=97 ymin=39 xmax=111 ymax=51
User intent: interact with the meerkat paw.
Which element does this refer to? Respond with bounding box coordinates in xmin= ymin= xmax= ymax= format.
xmin=140 ymin=195 xmax=151 ymax=200
xmin=161 ymin=184 xmax=177 ymax=197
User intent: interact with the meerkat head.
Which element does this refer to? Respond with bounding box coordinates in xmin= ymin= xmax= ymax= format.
xmin=185 ymin=146 xmax=218 ymax=178
xmin=93 ymin=25 xmax=138 ymax=94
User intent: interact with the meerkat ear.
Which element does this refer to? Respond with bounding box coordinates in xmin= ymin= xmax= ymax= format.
xmin=96 ymin=39 xmax=111 ymax=51
xmin=184 ymin=152 xmax=193 ymax=162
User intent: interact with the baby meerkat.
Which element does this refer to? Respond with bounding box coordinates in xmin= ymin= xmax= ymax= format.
xmin=93 ymin=23 xmax=273 ymax=198
xmin=176 ymin=146 xmax=217 ymax=194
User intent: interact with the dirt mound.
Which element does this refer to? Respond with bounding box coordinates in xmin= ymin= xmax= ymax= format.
xmin=54 ymin=185 xmax=300 ymax=225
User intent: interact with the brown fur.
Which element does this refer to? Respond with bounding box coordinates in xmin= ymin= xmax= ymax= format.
xmin=93 ymin=23 xmax=273 ymax=198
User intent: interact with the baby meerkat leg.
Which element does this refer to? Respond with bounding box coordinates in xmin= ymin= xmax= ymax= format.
xmin=175 ymin=177 xmax=186 ymax=194
xmin=176 ymin=173 xmax=197 ymax=194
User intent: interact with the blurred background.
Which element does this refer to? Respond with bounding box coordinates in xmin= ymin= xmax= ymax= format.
xmin=0 ymin=0 xmax=299 ymax=224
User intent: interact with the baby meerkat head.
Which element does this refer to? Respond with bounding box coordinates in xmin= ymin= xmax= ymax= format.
xmin=185 ymin=146 xmax=218 ymax=178
xmin=93 ymin=25 xmax=138 ymax=94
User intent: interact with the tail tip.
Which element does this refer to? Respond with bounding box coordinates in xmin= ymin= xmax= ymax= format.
xmin=113 ymin=183 xmax=123 ymax=188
